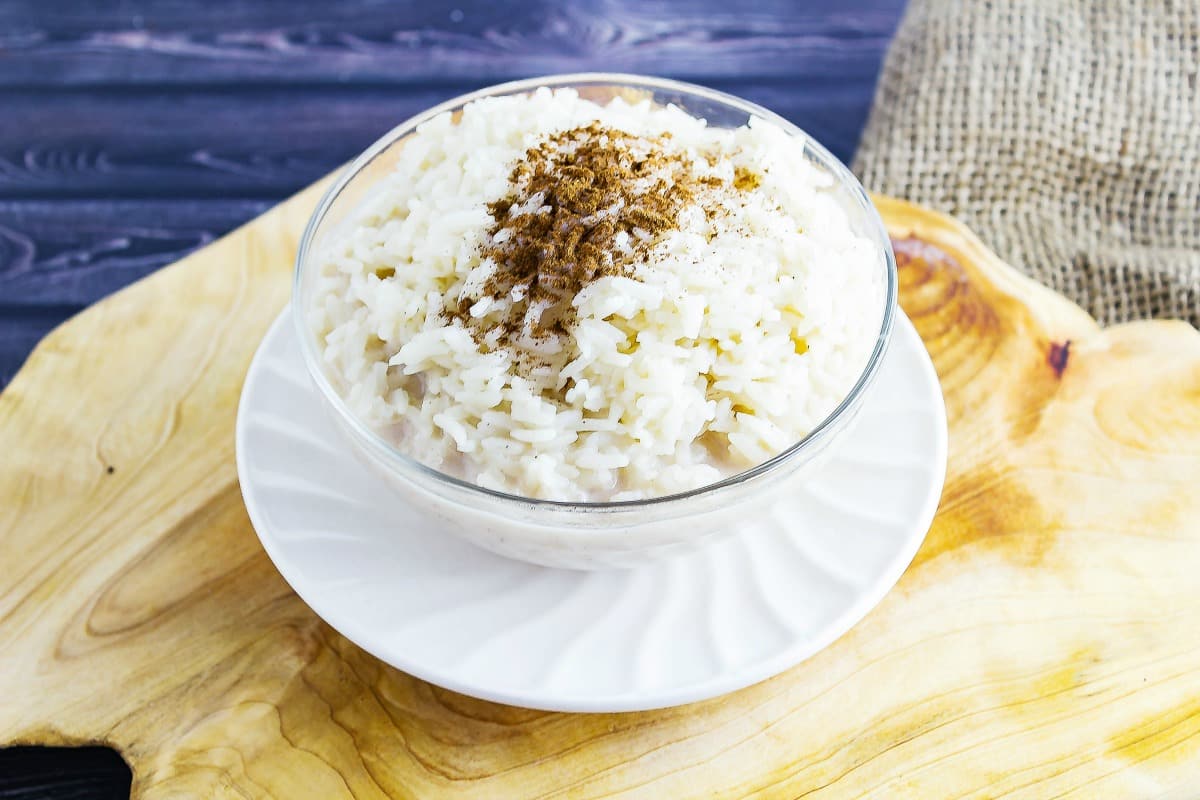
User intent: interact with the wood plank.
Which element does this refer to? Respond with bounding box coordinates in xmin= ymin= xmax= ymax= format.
xmin=0 ymin=82 xmax=876 ymax=200
xmin=0 ymin=200 xmax=269 ymax=302
xmin=0 ymin=0 xmax=905 ymax=87
xmin=0 ymin=306 xmax=80 ymax=388
xmin=0 ymin=87 xmax=456 ymax=199
xmin=0 ymin=200 xmax=271 ymax=383
xmin=2 ymin=177 xmax=1199 ymax=796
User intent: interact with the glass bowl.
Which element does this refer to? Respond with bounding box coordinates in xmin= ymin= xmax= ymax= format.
xmin=293 ymin=73 xmax=898 ymax=570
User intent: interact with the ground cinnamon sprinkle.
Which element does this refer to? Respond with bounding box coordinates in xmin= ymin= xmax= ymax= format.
xmin=446 ymin=123 xmax=761 ymax=362
xmin=733 ymin=165 xmax=761 ymax=191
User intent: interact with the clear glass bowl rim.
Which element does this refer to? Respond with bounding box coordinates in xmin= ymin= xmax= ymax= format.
xmin=293 ymin=72 xmax=899 ymax=513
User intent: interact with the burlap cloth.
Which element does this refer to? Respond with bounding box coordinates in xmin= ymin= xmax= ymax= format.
xmin=853 ymin=0 xmax=1199 ymax=326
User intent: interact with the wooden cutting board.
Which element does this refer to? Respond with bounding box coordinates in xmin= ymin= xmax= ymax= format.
xmin=2 ymin=184 xmax=1199 ymax=799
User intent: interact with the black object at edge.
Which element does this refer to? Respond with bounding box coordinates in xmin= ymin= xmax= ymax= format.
xmin=0 ymin=747 xmax=130 ymax=800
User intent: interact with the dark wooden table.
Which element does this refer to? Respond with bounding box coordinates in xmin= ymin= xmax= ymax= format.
xmin=0 ymin=1 xmax=905 ymax=796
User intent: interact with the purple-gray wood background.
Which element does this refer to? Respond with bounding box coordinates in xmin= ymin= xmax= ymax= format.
xmin=0 ymin=0 xmax=905 ymax=796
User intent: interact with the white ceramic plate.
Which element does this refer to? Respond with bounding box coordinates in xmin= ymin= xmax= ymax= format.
xmin=237 ymin=308 xmax=946 ymax=712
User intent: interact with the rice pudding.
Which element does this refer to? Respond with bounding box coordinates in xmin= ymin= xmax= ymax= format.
xmin=307 ymin=87 xmax=884 ymax=501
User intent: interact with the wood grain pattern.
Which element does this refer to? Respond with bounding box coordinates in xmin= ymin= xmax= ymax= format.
xmin=0 ymin=0 xmax=904 ymax=87
xmin=0 ymin=200 xmax=271 ymax=386
xmin=2 ymin=183 xmax=1199 ymax=797
xmin=0 ymin=82 xmax=875 ymax=199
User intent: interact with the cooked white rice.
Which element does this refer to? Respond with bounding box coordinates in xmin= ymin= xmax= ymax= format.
xmin=308 ymin=87 xmax=884 ymax=501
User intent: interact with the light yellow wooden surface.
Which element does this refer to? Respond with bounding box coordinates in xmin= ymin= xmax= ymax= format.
xmin=2 ymin=186 xmax=1199 ymax=798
